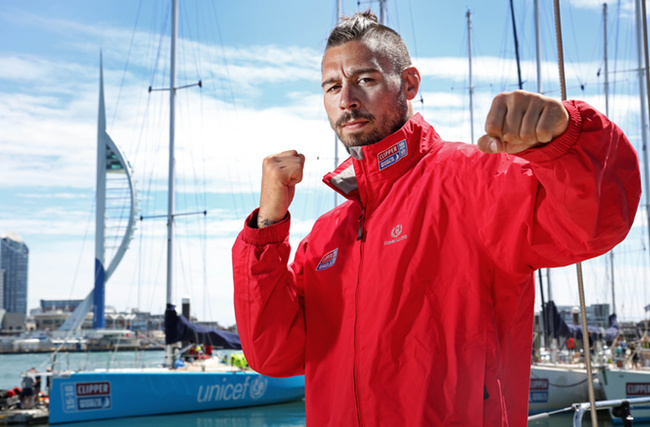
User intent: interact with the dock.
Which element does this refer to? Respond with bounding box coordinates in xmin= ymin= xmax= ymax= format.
xmin=0 ymin=408 xmax=48 ymax=425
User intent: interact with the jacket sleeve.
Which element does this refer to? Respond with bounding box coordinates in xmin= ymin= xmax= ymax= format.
xmin=232 ymin=209 xmax=306 ymax=377
xmin=475 ymin=100 xmax=641 ymax=274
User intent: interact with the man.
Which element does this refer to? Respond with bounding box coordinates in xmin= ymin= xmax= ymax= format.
xmin=232 ymin=11 xmax=641 ymax=426
xmin=20 ymin=369 xmax=35 ymax=409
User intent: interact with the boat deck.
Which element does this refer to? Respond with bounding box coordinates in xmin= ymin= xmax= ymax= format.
xmin=0 ymin=408 xmax=48 ymax=425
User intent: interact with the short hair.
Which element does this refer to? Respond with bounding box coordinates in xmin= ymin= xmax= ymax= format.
xmin=325 ymin=10 xmax=412 ymax=75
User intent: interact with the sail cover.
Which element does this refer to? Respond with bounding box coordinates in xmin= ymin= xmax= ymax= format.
xmin=164 ymin=304 xmax=241 ymax=349
xmin=542 ymin=300 xmax=619 ymax=345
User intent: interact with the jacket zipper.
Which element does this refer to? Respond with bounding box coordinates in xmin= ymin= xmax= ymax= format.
xmin=357 ymin=213 xmax=365 ymax=241
xmin=353 ymin=209 xmax=365 ymax=426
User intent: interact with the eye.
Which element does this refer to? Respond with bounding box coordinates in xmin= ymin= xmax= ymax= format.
xmin=325 ymin=84 xmax=341 ymax=93
xmin=358 ymin=77 xmax=374 ymax=85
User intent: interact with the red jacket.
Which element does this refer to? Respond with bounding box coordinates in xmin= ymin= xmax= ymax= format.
xmin=232 ymin=101 xmax=640 ymax=426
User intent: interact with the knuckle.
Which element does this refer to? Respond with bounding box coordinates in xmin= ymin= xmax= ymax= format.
xmin=501 ymin=131 xmax=519 ymax=144
xmin=520 ymin=130 xmax=537 ymax=144
xmin=536 ymin=129 xmax=553 ymax=143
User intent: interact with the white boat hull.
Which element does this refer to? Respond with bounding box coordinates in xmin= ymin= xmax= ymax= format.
xmin=598 ymin=367 xmax=650 ymax=422
xmin=529 ymin=364 xmax=603 ymax=414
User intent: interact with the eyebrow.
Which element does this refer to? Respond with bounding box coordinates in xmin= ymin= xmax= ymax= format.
xmin=321 ymin=67 xmax=381 ymax=89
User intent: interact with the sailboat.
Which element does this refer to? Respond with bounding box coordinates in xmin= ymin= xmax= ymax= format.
xmin=593 ymin=0 xmax=650 ymax=422
xmin=527 ymin=0 xmax=650 ymax=423
xmin=47 ymin=1 xmax=304 ymax=423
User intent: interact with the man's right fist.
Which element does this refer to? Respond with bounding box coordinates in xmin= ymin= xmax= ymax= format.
xmin=258 ymin=150 xmax=305 ymax=228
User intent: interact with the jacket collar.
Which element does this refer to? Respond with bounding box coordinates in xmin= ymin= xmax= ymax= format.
xmin=324 ymin=113 xmax=440 ymax=203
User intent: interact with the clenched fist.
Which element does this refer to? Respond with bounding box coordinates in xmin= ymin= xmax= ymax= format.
xmin=477 ymin=90 xmax=569 ymax=154
xmin=258 ymin=150 xmax=305 ymax=228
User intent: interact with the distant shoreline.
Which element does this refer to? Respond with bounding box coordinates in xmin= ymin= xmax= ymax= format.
xmin=0 ymin=347 xmax=164 ymax=355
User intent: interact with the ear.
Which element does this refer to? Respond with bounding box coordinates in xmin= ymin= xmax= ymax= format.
xmin=401 ymin=66 xmax=421 ymax=101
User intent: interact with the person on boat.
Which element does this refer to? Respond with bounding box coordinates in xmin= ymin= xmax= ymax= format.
xmin=33 ymin=374 xmax=41 ymax=402
xmin=630 ymin=341 xmax=640 ymax=368
xmin=566 ymin=336 xmax=576 ymax=360
xmin=232 ymin=10 xmax=641 ymax=426
xmin=20 ymin=369 xmax=35 ymax=410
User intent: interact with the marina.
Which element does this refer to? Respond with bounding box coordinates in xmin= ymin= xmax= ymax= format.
xmin=0 ymin=351 xmax=306 ymax=426
xmin=2 ymin=0 xmax=650 ymax=425
xmin=4 ymin=350 xmax=650 ymax=426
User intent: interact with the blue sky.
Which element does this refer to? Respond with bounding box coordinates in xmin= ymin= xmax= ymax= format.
xmin=1 ymin=0 xmax=648 ymax=326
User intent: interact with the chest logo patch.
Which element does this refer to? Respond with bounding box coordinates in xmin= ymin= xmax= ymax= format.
xmin=378 ymin=139 xmax=408 ymax=171
xmin=385 ymin=224 xmax=407 ymax=246
xmin=316 ymin=248 xmax=338 ymax=271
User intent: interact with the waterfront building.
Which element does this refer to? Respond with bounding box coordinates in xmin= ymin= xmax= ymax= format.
xmin=0 ymin=233 xmax=29 ymax=315
xmin=32 ymin=310 xmax=92 ymax=330
xmin=556 ymin=303 xmax=611 ymax=328
xmin=0 ymin=311 xmax=26 ymax=335
xmin=40 ymin=299 xmax=83 ymax=313
xmin=0 ymin=268 xmax=4 ymax=308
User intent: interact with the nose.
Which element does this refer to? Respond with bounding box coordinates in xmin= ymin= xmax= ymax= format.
xmin=339 ymin=82 xmax=359 ymax=110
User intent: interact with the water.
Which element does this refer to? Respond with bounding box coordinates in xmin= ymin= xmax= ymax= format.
xmin=0 ymin=350 xmax=165 ymax=390
xmin=530 ymin=413 xmax=647 ymax=426
xmin=2 ymin=351 xmax=650 ymax=426
xmin=0 ymin=351 xmax=306 ymax=426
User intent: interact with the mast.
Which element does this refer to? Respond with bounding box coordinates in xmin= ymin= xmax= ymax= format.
xmin=553 ymin=1 xmax=597 ymax=423
xmin=603 ymin=2 xmax=617 ymax=316
xmin=509 ymin=0 xmax=524 ymax=89
xmin=467 ymin=9 xmax=475 ymax=144
xmin=379 ymin=0 xmax=386 ymax=25
xmin=535 ymin=0 xmax=542 ymax=94
xmin=636 ymin=0 xmax=650 ymax=272
xmin=533 ymin=0 xmax=549 ymax=350
xmin=604 ymin=3 xmax=610 ymax=117
xmin=334 ymin=0 xmax=342 ymax=208
xmin=165 ymin=0 xmax=178 ymax=368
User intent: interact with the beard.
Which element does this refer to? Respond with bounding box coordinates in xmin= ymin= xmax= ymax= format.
xmin=334 ymin=93 xmax=409 ymax=148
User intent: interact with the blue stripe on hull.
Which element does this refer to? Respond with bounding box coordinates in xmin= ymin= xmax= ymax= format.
xmin=48 ymin=371 xmax=305 ymax=424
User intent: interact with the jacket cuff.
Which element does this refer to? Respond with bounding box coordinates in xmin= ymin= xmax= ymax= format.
xmin=517 ymin=100 xmax=582 ymax=162
xmin=241 ymin=208 xmax=290 ymax=245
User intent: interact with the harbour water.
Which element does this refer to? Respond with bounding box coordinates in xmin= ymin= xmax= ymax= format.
xmin=1 ymin=350 xmax=305 ymax=426
xmin=2 ymin=351 xmax=649 ymax=426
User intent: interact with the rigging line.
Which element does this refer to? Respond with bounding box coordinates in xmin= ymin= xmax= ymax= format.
xmin=553 ymin=2 xmax=597 ymax=425
xmin=553 ymin=1 xmax=567 ymax=101
xmin=509 ymin=0 xmax=523 ymax=90
xmin=172 ymin=98 xmax=201 ymax=308
xmin=207 ymin=0 xmax=237 ymax=111
xmin=188 ymin=86 xmax=210 ymax=323
xmin=149 ymin=6 xmax=170 ymax=89
xmin=642 ymin=0 xmax=650 ymax=135
xmin=389 ymin=0 xmax=398 ymax=35
xmin=179 ymin=0 xmax=202 ymax=83
xmin=565 ymin=1 xmax=586 ymax=91
xmin=177 ymin=82 xmax=206 ymax=215
xmin=174 ymin=221 xmax=191 ymax=307
xmin=201 ymin=208 xmax=210 ymax=322
xmin=612 ymin=0 xmax=622 ymax=111
xmin=498 ymin=6 xmax=514 ymax=93
xmin=204 ymin=1 xmax=247 ymax=213
xmin=406 ymin=0 xmax=424 ymax=107
xmin=204 ymin=0 xmax=254 ymax=218
xmin=406 ymin=0 xmax=418 ymax=59
xmin=199 ymin=82 xmax=208 ymax=219
xmin=136 ymin=96 xmax=167 ymax=315
xmin=68 ymin=195 xmax=96 ymax=301
xmin=174 ymin=113 xmax=198 ymax=303
xmin=110 ymin=0 xmax=143 ymax=131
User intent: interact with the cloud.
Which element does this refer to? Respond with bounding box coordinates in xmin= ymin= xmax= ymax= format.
xmin=4 ymin=0 xmax=649 ymax=325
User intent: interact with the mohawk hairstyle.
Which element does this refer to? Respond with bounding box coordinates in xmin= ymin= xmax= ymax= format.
xmin=325 ymin=10 xmax=412 ymax=75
